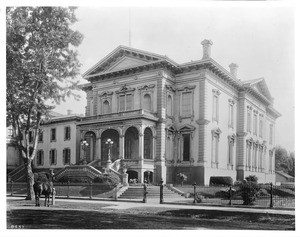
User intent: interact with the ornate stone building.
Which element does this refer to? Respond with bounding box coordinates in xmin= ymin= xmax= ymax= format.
xmin=79 ymin=40 xmax=281 ymax=185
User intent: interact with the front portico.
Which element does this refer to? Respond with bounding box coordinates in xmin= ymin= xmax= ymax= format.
xmin=78 ymin=109 xmax=158 ymax=183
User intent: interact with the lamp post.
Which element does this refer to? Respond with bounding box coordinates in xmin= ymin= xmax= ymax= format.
xmin=105 ymin=138 xmax=114 ymax=170
xmin=81 ymin=139 xmax=89 ymax=164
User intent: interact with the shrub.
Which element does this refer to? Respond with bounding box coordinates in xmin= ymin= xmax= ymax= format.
xmin=245 ymin=175 xmax=258 ymax=183
xmin=209 ymin=176 xmax=233 ymax=186
xmin=234 ymin=180 xmax=261 ymax=205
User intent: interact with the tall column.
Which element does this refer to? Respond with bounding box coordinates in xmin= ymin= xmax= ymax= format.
xmin=155 ymin=71 xmax=167 ymax=183
xmin=119 ymin=135 xmax=125 ymax=159
xmin=139 ymin=132 xmax=144 ymax=161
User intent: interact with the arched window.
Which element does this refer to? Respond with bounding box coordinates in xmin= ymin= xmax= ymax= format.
xmin=167 ymin=95 xmax=172 ymax=116
xmin=143 ymin=94 xmax=151 ymax=111
xmin=103 ymin=100 xmax=110 ymax=114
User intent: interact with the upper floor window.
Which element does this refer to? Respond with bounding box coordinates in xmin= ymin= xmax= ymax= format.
xmin=228 ymin=99 xmax=235 ymax=128
xmin=50 ymin=128 xmax=56 ymax=142
xmin=259 ymin=116 xmax=263 ymax=138
xmin=178 ymin=85 xmax=195 ymax=119
xmin=38 ymin=130 xmax=43 ymax=143
xmin=64 ymin=126 xmax=71 ymax=140
xmin=253 ymin=112 xmax=258 ymax=135
xmin=167 ymin=95 xmax=173 ymax=117
xmin=103 ymin=100 xmax=111 ymax=114
xmin=212 ymin=89 xmax=220 ymax=122
xmin=49 ymin=149 xmax=57 ymax=165
xmin=63 ymin=148 xmax=71 ymax=165
xmin=182 ymin=92 xmax=192 ymax=116
xmin=247 ymin=108 xmax=252 ymax=132
xmin=143 ymin=94 xmax=151 ymax=111
xmin=36 ymin=150 xmax=44 ymax=166
xmin=119 ymin=94 xmax=133 ymax=112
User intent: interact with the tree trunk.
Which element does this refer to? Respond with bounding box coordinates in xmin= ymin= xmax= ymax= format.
xmin=24 ymin=158 xmax=35 ymax=200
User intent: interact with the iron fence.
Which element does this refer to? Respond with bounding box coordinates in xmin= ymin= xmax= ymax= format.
xmin=7 ymin=181 xmax=117 ymax=200
xmin=190 ymin=183 xmax=295 ymax=209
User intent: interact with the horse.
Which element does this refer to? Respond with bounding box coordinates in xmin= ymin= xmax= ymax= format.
xmin=33 ymin=171 xmax=54 ymax=207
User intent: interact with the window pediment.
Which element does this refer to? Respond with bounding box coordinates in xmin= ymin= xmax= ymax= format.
xmin=178 ymin=124 xmax=196 ymax=132
xmin=116 ymin=85 xmax=135 ymax=94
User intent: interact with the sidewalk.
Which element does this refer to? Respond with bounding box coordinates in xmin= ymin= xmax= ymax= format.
xmin=7 ymin=196 xmax=295 ymax=216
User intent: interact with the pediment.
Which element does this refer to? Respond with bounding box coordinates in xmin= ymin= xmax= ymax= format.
xmin=104 ymin=56 xmax=148 ymax=73
xmin=83 ymin=46 xmax=166 ymax=78
xmin=243 ymin=78 xmax=272 ymax=101
xmin=178 ymin=124 xmax=196 ymax=132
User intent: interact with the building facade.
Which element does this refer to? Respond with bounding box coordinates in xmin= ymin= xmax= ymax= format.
xmin=26 ymin=113 xmax=83 ymax=171
xmin=78 ymin=40 xmax=280 ymax=185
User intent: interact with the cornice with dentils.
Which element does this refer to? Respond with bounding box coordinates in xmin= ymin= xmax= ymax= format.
xmin=81 ymin=49 xmax=278 ymax=108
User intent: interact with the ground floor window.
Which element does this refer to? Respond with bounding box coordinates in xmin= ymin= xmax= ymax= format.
xmin=63 ymin=148 xmax=71 ymax=165
xmin=182 ymin=134 xmax=190 ymax=161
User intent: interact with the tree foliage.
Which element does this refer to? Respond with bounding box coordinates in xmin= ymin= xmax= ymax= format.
xmin=275 ymin=146 xmax=295 ymax=177
xmin=6 ymin=7 xmax=83 ymax=199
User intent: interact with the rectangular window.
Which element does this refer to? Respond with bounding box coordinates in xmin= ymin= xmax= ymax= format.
xmin=228 ymin=104 xmax=234 ymax=128
xmin=182 ymin=92 xmax=191 ymax=116
xmin=182 ymin=134 xmax=190 ymax=161
xmin=126 ymin=94 xmax=133 ymax=111
xmin=38 ymin=130 xmax=43 ymax=143
xmin=50 ymin=128 xmax=56 ymax=142
xmin=246 ymin=143 xmax=251 ymax=170
xmin=119 ymin=94 xmax=133 ymax=112
xmin=259 ymin=118 xmax=263 ymax=138
xmin=212 ymin=134 xmax=219 ymax=166
xmin=247 ymin=110 xmax=252 ymax=132
xmin=253 ymin=114 xmax=258 ymax=135
xmin=269 ymin=151 xmax=273 ymax=173
xmin=228 ymin=141 xmax=234 ymax=166
xmin=64 ymin=127 xmax=71 ymax=140
xmin=269 ymin=124 xmax=273 ymax=144
xmin=49 ymin=149 xmax=57 ymax=165
xmin=212 ymin=95 xmax=219 ymax=122
xmin=119 ymin=95 xmax=125 ymax=111
xmin=29 ymin=131 xmax=33 ymax=143
xmin=37 ymin=150 xmax=44 ymax=166
xmin=63 ymin=148 xmax=71 ymax=165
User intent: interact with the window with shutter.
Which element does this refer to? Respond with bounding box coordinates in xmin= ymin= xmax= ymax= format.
xmin=167 ymin=95 xmax=172 ymax=116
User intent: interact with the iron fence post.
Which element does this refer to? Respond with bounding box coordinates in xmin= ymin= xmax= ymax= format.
xmin=143 ymin=182 xmax=147 ymax=203
xmin=229 ymin=186 xmax=232 ymax=206
xmin=160 ymin=178 xmax=164 ymax=204
xmin=89 ymin=180 xmax=93 ymax=199
xmin=52 ymin=188 xmax=56 ymax=205
xmin=67 ymin=180 xmax=70 ymax=198
xmin=270 ymin=182 xmax=273 ymax=208
xmin=193 ymin=182 xmax=196 ymax=203
xmin=10 ymin=180 xmax=13 ymax=196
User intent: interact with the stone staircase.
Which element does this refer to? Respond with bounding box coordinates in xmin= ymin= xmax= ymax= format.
xmin=118 ymin=185 xmax=185 ymax=200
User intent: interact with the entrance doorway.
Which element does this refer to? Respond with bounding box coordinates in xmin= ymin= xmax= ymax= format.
xmin=143 ymin=171 xmax=153 ymax=184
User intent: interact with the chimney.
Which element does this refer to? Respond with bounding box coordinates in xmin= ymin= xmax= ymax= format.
xmin=229 ymin=63 xmax=239 ymax=78
xmin=67 ymin=110 xmax=72 ymax=115
xmin=201 ymin=39 xmax=213 ymax=59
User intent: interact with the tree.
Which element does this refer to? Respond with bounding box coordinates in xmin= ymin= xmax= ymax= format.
xmin=287 ymin=152 xmax=295 ymax=177
xmin=275 ymin=146 xmax=289 ymax=171
xmin=6 ymin=7 xmax=83 ymax=200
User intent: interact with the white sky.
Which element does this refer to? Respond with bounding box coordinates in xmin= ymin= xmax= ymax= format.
xmin=51 ymin=5 xmax=295 ymax=152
